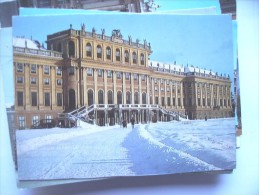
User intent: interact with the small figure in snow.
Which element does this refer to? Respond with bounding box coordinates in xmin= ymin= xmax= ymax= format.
xmin=130 ymin=117 xmax=135 ymax=129
xmin=122 ymin=119 xmax=127 ymax=128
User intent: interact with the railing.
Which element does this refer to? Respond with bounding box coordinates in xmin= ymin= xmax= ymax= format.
xmin=13 ymin=47 xmax=63 ymax=58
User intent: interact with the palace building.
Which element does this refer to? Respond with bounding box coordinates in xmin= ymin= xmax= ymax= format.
xmin=13 ymin=25 xmax=232 ymax=129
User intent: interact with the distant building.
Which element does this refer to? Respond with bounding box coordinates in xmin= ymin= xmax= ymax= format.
xmin=17 ymin=0 xmax=159 ymax=13
xmin=13 ymin=26 xmax=232 ymax=129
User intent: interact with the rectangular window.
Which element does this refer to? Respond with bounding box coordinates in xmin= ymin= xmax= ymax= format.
xmin=18 ymin=116 xmax=25 ymax=129
xmin=107 ymin=70 xmax=112 ymax=78
xmin=32 ymin=115 xmax=39 ymax=126
xmin=134 ymin=73 xmax=138 ymax=80
xmin=167 ymin=97 xmax=171 ymax=106
xmin=155 ymin=86 xmax=158 ymax=91
xmin=203 ymin=98 xmax=206 ymax=106
xmin=31 ymin=64 xmax=37 ymax=73
xmin=46 ymin=115 xmax=52 ymax=124
xmin=69 ymin=67 xmax=74 ymax=75
xmin=98 ymin=69 xmax=103 ymax=77
xmin=177 ymin=89 xmax=180 ymax=93
xmin=224 ymin=99 xmax=226 ymax=107
xmin=57 ymin=93 xmax=63 ymax=106
xmin=198 ymin=98 xmax=201 ymax=106
xmin=17 ymin=76 xmax=24 ymax=84
xmin=178 ymin=98 xmax=181 ymax=106
xmin=220 ymin=99 xmax=223 ymax=107
xmin=189 ymin=98 xmax=192 ymax=106
xmin=56 ymin=66 xmax=62 ymax=76
xmin=44 ymin=65 xmax=50 ymax=74
xmin=31 ymin=77 xmax=37 ymax=84
xmin=161 ymin=87 xmax=164 ymax=92
xmin=173 ymin=98 xmax=175 ymax=106
xmin=166 ymin=80 xmax=170 ymax=85
xmin=31 ymin=92 xmax=37 ymax=106
xmin=17 ymin=92 xmax=23 ymax=106
xmin=87 ymin=68 xmax=93 ymax=76
xmin=208 ymin=99 xmax=211 ymax=106
xmin=125 ymin=72 xmax=130 ymax=80
xmin=166 ymin=87 xmax=170 ymax=92
xmin=17 ymin=63 xmax=23 ymax=72
xmin=141 ymin=75 xmax=145 ymax=81
xmin=45 ymin=92 xmax=50 ymax=106
xmin=57 ymin=79 xmax=62 ymax=85
xmin=161 ymin=79 xmax=164 ymax=84
xmin=161 ymin=97 xmax=165 ymax=106
xmin=44 ymin=78 xmax=50 ymax=85
xmin=117 ymin=72 xmax=122 ymax=79
xmin=155 ymin=97 xmax=159 ymax=104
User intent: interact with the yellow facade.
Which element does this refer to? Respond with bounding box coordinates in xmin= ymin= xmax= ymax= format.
xmin=13 ymin=27 xmax=232 ymax=129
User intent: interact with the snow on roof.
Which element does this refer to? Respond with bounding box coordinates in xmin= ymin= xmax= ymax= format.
xmin=13 ymin=37 xmax=46 ymax=50
xmin=185 ymin=66 xmax=216 ymax=76
xmin=149 ymin=60 xmax=217 ymax=76
xmin=148 ymin=60 xmax=185 ymax=72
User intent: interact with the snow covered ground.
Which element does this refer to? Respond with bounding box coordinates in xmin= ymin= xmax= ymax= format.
xmin=16 ymin=118 xmax=236 ymax=180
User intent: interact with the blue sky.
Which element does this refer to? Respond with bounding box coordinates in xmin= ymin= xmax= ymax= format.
xmin=13 ymin=13 xmax=233 ymax=74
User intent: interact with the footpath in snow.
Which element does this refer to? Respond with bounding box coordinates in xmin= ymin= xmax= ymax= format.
xmin=16 ymin=118 xmax=236 ymax=180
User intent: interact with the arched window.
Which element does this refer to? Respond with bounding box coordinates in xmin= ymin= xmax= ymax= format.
xmin=126 ymin=91 xmax=131 ymax=104
xmin=97 ymin=45 xmax=102 ymax=59
xmin=140 ymin=53 xmax=145 ymax=65
xmin=116 ymin=48 xmax=120 ymax=61
xmin=98 ymin=90 xmax=104 ymax=104
xmin=106 ymin=46 xmax=111 ymax=60
xmin=88 ymin=89 xmax=94 ymax=106
xmin=124 ymin=50 xmax=129 ymax=63
xmin=68 ymin=41 xmax=75 ymax=58
xmin=117 ymin=91 xmax=122 ymax=104
xmin=134 ymin=92 xmax=139 ymax=104
xmin=86 ymin=43 xmax=92 ymax=57
xmin=108 ymin=90 xmax=113 ymax=104
xmin=132 ymin=52 xmax=137 ymax=64
xmin=142 ymin=92 xmax=146 ymax=104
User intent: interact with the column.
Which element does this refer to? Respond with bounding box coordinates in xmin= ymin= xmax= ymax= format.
xmin=113 ymin=71 xmax=117 ymax=104
xmin=146 ymin=76 xmax=150 ymax=104
xmin=122 ymin=72 xmax=126 ymax=104
xmin=158 ymin=79 xmax=161 ymax=105
xmin=195 ymin=82 xmax=198 ymax=107
xmin=104 ymin=70 xmax=108 ymax=104
xmin=180 ymin=82 xmax=183 ymax=108
xmin=138 ymin=74 xmax=142 ymax=104
xmin=94 ymin=69 xmax=98 ymax=104
xmin=25 ymin=63 xmax=30 ymax=110
xmin=170 ymin=80 xmax=173 ymax=108
xmin=175 ymin=82 xmax=178 ymax=107
xmin=38 ymin=65 xmax=43 ymax=109
xmin=205 ymin=83 xmax=208 ymax=107
xmin=216 ymin=84 xmax=219 ymax=106
xmin=164 ymin=80 xmax=167 ymax=107
xmin=210 ymin=84 xmax=213 ymax=107
xmin=51 ymin=66 xmax=56 ymax=109
xmin=151 ymin=77 xmax=155 ymax=104
xmin=131 ymin=73 xmax=134 ymax=104
xmin=83 ymin=68 xmax=88 ymax=106
xmin=200 ymin=83 xmax=203 ymax=108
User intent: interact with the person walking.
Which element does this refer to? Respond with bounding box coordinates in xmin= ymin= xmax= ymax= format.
xmin=130 ymin=117 xmax=135 ymax=129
